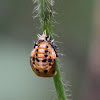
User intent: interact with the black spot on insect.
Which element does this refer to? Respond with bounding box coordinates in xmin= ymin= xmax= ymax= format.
xmin=45 ymin=36 xmax=49 ymax=41
xmin=36 ymin=49 xmax=38 ymax=52
xmin=52 ymin=70 xmax=55 ymax=74
xmin=44 ymin=54 xmax=48 ymax=57
xmin=44 ymin=70 xmax=48 ymax=74
xmin=56 ymin=53 xmax=58 ymax=57
xmin=48 ymin=58 xmax=52 ymax=62
xmin=36 ymin=58 xmax=39 ymax=62
xmin=54 ymin=59 xmax=55 ymax=61
xmin=33 ymin=62 xmax=35 ymax=64
xmin=36 ymin=68 xmax=39 ymax=72
xmin=39 ymin=40 xmax=44 ymax=43
xmin=36 ymin=53 xmax=38 ymax=56
xmin=46 ymin=45 xmax=48 ymax=48
xmin=34 ymin=41 xmax=38 ymax=48
xmin=33 ymin=57 xmax=35 ymax=61
xmin=42 ymin=59 xmax=47 ymax=62
xmin=45 ymin=50 xmax=48 ymax=53
xmin=49 ymin=63 xmax=51 ymax=66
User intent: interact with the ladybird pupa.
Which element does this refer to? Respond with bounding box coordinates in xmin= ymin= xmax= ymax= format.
xmin=30 ymin=30 xmax=58 ymax=77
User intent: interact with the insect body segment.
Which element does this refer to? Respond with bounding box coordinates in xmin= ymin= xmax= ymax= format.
xmin=30 ymin=30 xmax=58 ymax=77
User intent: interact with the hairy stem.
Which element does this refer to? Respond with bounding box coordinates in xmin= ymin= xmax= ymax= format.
xmin=37 ymin=0 xmax=53 ymax=38
xmin=53 ymin=59 xmax=67 ymax=100
xmin=37 ymin=0 xmax=67 ymax=100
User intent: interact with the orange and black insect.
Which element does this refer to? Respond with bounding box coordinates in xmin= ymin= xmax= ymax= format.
xmin=30 ymin=30 xmax=58 ymax=77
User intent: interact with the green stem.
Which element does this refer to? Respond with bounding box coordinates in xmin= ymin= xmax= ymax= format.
xmin=37 ymin=0 xmax=67 ymax=100
xmin=37 ymin=0 xmax=53 ymax=38
xmin=53 ymin=59 xmax=67 ymax=100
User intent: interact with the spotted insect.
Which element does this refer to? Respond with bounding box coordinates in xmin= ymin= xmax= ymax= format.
xmin=30 ymin=30 xmax=58 ymax=77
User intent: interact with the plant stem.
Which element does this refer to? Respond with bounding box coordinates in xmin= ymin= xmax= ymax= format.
xmin=37 ymin=0 xmax=53 ymax=38
xmin=53 ymin=59 xmax=67 ymax=100
xmin=37 ymin=0 xmax=67 ymax=100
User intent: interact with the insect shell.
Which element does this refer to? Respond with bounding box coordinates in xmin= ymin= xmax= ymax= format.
xmin=30 ymin=30 xmax=58 ymax=77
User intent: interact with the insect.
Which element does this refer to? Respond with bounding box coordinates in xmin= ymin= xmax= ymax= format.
xmin=30 ymin=30 xmax=58 ymax=77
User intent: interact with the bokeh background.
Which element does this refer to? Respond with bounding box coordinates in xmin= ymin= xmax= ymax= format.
xmin=1 ymin=0 xmax=100 ymax=100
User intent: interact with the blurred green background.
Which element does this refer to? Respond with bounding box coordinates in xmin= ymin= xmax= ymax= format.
xmin=0 ymin=0 xmax=94 ymax=100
